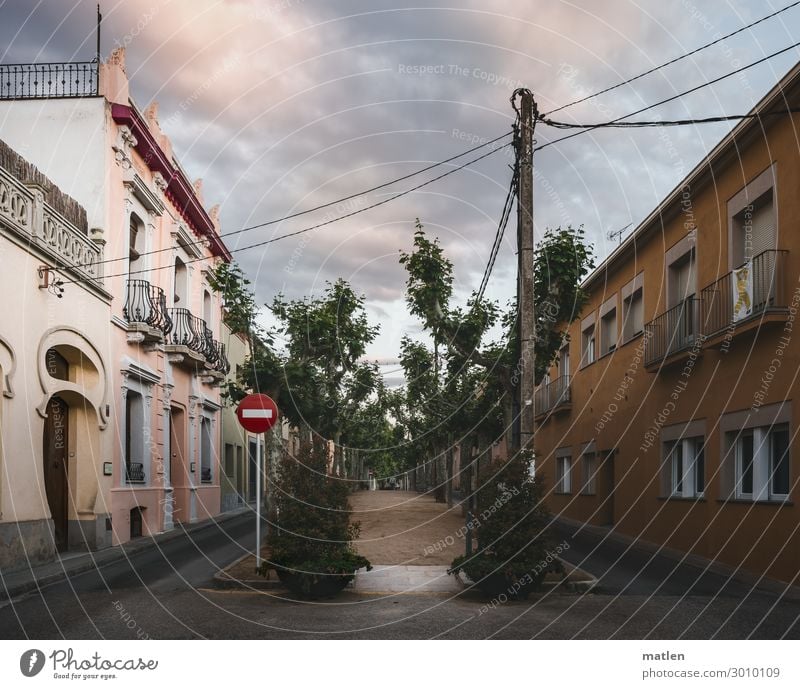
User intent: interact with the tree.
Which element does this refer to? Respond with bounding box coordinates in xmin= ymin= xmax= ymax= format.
xmin=449 ymin=449 xmax=557 ymax=598
xmin=399 ymin=221 xmax=595 ymax=453
xmin=266 ymin=435 xmax=370 ymax=597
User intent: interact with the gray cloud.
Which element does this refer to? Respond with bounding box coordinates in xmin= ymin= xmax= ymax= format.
xmin=2 ymin=0 xmax=798 ymax=359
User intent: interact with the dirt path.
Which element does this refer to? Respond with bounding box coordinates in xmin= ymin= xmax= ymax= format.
xmin=349 ymin=490 xmax=467 ymax=565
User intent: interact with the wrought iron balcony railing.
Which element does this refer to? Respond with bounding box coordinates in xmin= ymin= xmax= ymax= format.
xmin=644 ymin=297 xmax=700 ymax=366
xmin=126 ymin=462 xmax=145 ymax=484
xmin=123 ymin=280 xmax=172 ymax=335
xmin=534 ymin=375 xmax=571 ymax=416
xmin=206 ymin=340 xmax=231 ymax=375
xmin=0 ymin=61 xmax=99 ymax=99
xmin=701 ymin=249 xmax=788 ymax=337
xmin=201 ymin=467 xmax=212 ymax=484
xmin=165 ymin=308 xmax=213 ymax=359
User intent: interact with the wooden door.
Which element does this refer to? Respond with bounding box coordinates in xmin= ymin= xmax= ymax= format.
xmin=43 ymin=396 xmax=69 ymax=551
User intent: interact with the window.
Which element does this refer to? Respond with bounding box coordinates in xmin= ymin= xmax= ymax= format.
xmin=224 ymin=443 xmax=234 ymax=476
xmin=129 ymin=214 xmax=144 ymax=273
xmin=622 ymin=287 xmax=643 ymax=341
xmin=734 ymin=190 xmax=775 ymax=265
xmin=600 ymin=308 xmax=617 ymax=355
xmin=125 ymin=391 xmax=146 ymax=484
xmin=200 ymin=417 xmax=213 ymax=483
xmin=669 ymin=248 xmax=696 ymax=307
xmin=582 ymin=324 xmax=596 ymax=366
xmin=732 ymin=424 xmax=790 ymax=500
xmin=559 ymin=344 xmax=570 ymax=378
xmin=173 ymin=257 xmax=187 ymax=305
xmin=556 ymin=456 xmax=572 ymax=494
xmin=666 ymin=437 xmax=705 ymax=498
xmin=203 ymin=289 xmax=212 ymax=326
xmin=581 ymin=453 xmax=596 ymax=495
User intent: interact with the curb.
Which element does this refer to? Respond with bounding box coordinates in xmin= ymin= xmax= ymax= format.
xmin=212 ymin=552 xmax=283 ymax=591
xmin=0 ymin=508 xmax=253 ymax=602
xmin=555 ymin=516 xmax=800 ymax=602
xmin=453 ymin=557 xmax=598 ymax=595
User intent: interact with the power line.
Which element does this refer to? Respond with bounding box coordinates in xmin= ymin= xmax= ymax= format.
xmin=535 ymin=39 xmax=800 ymax=152
xmin=476 ymin=165 xmax=517 ymax=303
xmin=542 ymin=107 xmax=800 ymax=129
xmin=544 ymin=0 xmax=800 ymax=117
xmin=85 ymin=130 xmax=513 ymax=270
xmin=63 ymin=140 xmax=514 ymax=285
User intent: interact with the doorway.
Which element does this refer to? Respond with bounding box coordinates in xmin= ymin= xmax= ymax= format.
xmin=43 ymin=395 xmax=69 ymax=551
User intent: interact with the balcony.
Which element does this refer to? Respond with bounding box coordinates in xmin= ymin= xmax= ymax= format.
xmin=164 ymin=308 xmax=212 ymax=369
xmin=534 ymin=375 xmax=571 ymax=419
xmin=0 ymin=61 xmax=98 ymax=99
xmin=0 ymin=165 xmax=102 ymax=285
xmin=701 ymin=250 xmax=788 ymax=340
xmin=123 ymin=279 xmax=172 ymax=345
xmin=125 ymin=462 xmax=145 ymax=485
xmin=644 ymin=297 xmax=700 ymax=368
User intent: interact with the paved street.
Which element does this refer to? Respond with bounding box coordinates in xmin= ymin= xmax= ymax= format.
xmin=1 ymin=495 xmax=798 ymax=640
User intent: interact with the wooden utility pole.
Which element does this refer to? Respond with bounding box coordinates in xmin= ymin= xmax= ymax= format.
xmin=513 ymin=88 xmax=537 ymax=454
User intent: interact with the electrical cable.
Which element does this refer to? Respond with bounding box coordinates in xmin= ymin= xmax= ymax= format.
xmin=544 ymin=0 xmax=800 ymax=116
xmin=535 ymin=39 xmax=800 ymax=152
xmin=62 ymin=140 xmax=514 ymax=285
xmin=84 ymin=130 xmax=513 ymax=270
xmin=541 ymin=108 xmax=800 ymax=129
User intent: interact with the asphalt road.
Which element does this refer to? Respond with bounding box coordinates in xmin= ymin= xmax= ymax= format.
xmin=0 ymin=514 xmax=797 ymax=640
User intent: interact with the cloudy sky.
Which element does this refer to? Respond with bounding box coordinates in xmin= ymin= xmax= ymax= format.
xmin=2 ymin=0 xmax=799 ymax=362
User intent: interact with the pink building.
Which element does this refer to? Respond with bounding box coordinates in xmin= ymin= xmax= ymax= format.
xmin=0 ymin=48 xmax=231 ymax=549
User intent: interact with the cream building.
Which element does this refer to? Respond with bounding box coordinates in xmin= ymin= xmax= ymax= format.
xmin=0 ymin=138 xmax=113 ymax=569
xmin=0 ymin=48 xmax=231 ymax=554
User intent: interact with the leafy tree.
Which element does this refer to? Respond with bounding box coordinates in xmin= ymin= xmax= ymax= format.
xmin=449 ymin=449 xmax=557 ymax=598
xmin=266 ymin=436 xmax=370 ymax=597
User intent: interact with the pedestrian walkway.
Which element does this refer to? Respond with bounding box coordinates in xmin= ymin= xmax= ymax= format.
xmin=353 ymin=564 xmax=460 ymax=594
xmin=349 ymin=490 xmax=467 ymax=594
xmin=350 ymin=490 xmax=467 ymax=565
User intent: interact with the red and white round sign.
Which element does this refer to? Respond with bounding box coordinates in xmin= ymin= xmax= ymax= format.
xmin=236 ymin=393 xmax=279 ymax=434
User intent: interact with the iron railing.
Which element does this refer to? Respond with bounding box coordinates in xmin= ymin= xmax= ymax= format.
xmin=0 ymin=61 xmax=99 ymax=99
xmin=206 ymin=340 xmax=231 ymax=375
xmin=644 ymin=297 xmax=700 ymax=366
xmin=201 ymin=467 xmax=212 ymax=484
xmin=123 ymin=280 xmax=172 ymax=334
xmin=534 ymin=375 xmax=571 ymax=416
xmin=126 ymin=462 xmax=145 ymax=484
xmin=701 ymin=250 xmax=788 ymax=337
xmin=166 ymin=308 xmax=213 ymax=359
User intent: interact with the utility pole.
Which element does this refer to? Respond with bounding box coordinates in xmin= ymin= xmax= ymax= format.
xmin=512 ymin=88 xmax=537 ymax=455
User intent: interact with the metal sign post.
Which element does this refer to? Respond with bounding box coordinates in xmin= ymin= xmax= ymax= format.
xmin=235 ymin=393 xmax=279 ymax=572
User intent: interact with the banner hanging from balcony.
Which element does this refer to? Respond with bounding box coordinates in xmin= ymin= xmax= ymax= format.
xmin=732 ymin=261 xmax=753 ymax=322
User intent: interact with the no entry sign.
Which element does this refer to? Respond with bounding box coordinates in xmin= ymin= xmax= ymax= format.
xmin=236 ymin=393 xmax=279 ymax=434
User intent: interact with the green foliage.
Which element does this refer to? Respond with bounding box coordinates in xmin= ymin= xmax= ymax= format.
xmin=532 ymin=225 xmax=595 ymax=384
xmin=399 ymin=219 xmax=453 ymax=333
xmin=450 ymin=452 xmax=558 ymax=590
xmin=207 ymin=261 xmax=259 ymax=336
xmin=242 ymin=279 xmax=381 ymax=439
xmin=265 ymin=437 xmax=370 ymax=593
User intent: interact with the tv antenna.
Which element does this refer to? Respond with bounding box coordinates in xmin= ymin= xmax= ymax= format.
xmin=607 ymin=223 xmax=632 ymax=246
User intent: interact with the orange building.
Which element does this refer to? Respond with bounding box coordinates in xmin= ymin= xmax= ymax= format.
xmin=535 ymin=61 xmax=800 ymax=587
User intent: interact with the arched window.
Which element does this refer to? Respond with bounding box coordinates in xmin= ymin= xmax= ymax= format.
xmin=173 ymin=257 xmax=187 ymax=305
xmin=129 ymin=213 xmax=145 ymax=274
xmin=203 ymin=289 xmax=212 ymax=327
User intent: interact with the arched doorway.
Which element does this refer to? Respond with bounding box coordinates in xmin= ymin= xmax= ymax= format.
xmin=43 ymin=395 xmax=69 ymax=551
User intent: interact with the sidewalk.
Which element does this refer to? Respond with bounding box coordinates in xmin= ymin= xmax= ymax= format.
xmin=0 ymin=507 xmax=253 ymax=602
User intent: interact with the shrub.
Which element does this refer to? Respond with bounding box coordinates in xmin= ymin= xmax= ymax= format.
xmin=450 ymin=450 xmax=559 ymax=598
xmin=262 ymin=434 xmax=370 ymax=597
